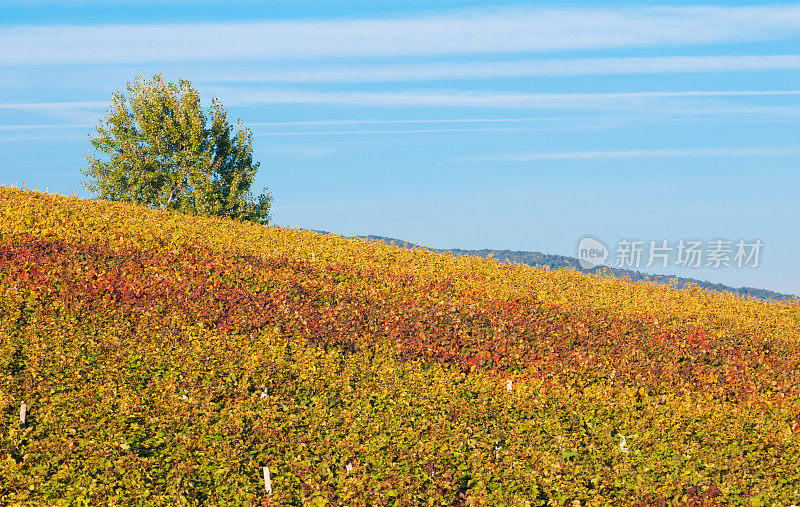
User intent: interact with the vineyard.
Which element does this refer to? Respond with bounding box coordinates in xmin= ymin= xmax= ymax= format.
xmin=1 ymin=186 xmax=799 ymax=505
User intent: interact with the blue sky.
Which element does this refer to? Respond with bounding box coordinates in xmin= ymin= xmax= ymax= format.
xmin=1 ymin=1 xmax=799 ymax=295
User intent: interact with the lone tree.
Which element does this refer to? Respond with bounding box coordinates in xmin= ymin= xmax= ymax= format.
xmin=83 ymin=74 xmax=272 ymax=224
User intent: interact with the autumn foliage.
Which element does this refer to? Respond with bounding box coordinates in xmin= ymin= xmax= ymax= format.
xmin=1 ymin=187 xmax=799 ymax=505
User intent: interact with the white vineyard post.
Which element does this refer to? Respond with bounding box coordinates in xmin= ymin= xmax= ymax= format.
xmin=263 ymin=466 xmax=272 ymax=495
xmin=618 ymin=433 xmax=629 ymax=455
xmin=19 ymin=401 xmax=26 ymax=427
xmin=506 ymin=379 xmax=513 ymax=392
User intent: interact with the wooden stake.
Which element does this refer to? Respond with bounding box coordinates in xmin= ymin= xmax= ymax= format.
xmin=19 ymin=401 xmax=26 ymax=427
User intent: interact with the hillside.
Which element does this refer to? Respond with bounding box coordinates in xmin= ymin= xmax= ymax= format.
xmin=350 ymin=234 xmax=796 ymax=301
xmin=2 ymin=187 xmax=800 ymax=505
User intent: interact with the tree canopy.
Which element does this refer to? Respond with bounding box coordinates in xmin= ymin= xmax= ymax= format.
xmin=83 ymin=74 xmax=272 ymax=224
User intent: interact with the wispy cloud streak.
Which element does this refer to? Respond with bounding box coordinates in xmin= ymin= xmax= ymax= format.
xmin=3 ymin=114 xmax=799 ymax=134
xmin=4 ymin=5 xmax=800 ymax=65
xmin=3 ymin=115 xmax=798 ymax=139
xmin=0 ymin=101 xmax=106 ymax=109
xmin=457 ymin=146 xmax=800 ymax=163
xmin=0 ymin=135 xmax=86 ymax=142
xmin=215 ymin=88 xmax=800 ymax=108
xmin=254 ymin=127 xmax=569 ymax=137
xmin=248 ymin=118 xmax=598 ymax=126
xmin=205 ymin=55 xmax=800 ymax=83
xmin=0 ymin=123 xmax=90 ymax=130
xmin=7 ymin=89 xmax=800 ymax=112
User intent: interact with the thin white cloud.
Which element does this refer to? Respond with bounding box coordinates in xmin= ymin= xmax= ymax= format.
xmin=0 ymin=101 xmax=106 ymax=109
xmin=4 ymin=5 xmax=800 ymax=65
xmin=2 ymin=118 xmax=794 ymax=141
xmin=254 ymin=127 xmax=565 ymax=137
xmin=214 ymin=88 xmax=800 ymax=108
xmin=265 ymin=144 xmax=337 ymax=158
xmin=0 ymin=118 xmax=572 ymax=133
xmin=2 ymin=114 xmax=797 ymax=134
xmin=0 ymin=135 xmax=86 ymax=142
xmin=4 ymin=89 xmax=800 ymax=121
xmin=204 ymin=55 xmax=800 ymax=83
xmin=0 ymin=123 xmax=89 ymax=130
xmin=0 ymin=125 xmax=594 ymax=141
xmin=248 ymin=118 xmax=590 ymax=126
xmin=0 ymin=158 xmax=84 ymax=165
xmin=457 ymin=146 xmax=800 ymax=163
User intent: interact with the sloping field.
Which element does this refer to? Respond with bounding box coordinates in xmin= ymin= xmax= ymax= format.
xmin=1 ymin=187 xmax=799 ymax=505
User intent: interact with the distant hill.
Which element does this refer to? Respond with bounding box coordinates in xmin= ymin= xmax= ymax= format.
xmin=315 ymin=232 xmax=797 ymax=302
